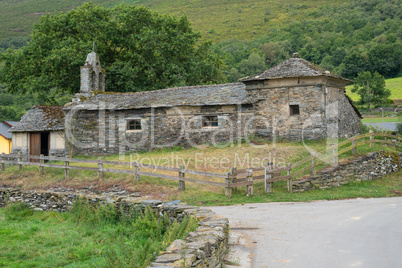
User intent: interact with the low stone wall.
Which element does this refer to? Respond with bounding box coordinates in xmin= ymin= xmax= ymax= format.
xmin=293 ymin=151 xmax=401 ymax=192
xmin=0 ymin=188 xmax=228 ymax=268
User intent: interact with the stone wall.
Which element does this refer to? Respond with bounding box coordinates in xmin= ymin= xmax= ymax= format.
xmin=245 ymin=76 xmax=361 ymax=141
xmin=248 ymin=83 xmax=327 ymax=140
xmin=326 ymin=84 xmax=361 ymax=139
xmin=66 ymin=104 xmax=254 ymax=156
xmin=0 ymin=188 xmax=229 ymax=268
xmin=293 ymin=152 xmax=401 ymax=192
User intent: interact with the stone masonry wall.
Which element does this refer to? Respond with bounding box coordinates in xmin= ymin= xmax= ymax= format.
xmin=0 ymin=188 xmax=229 ymax=268
xmin=325 ymin=85 xmax=360 ymax=139
xmin=248 ymin=84 xmax=327 ymax=140
xmin=293 ymin=152 xmax=401 ymax=192
xmin=66 ymin=104 xmax=254 ymax=156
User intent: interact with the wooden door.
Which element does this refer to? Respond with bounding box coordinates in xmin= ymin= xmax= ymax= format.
xmin=29 ymin=133 xmax=41 ymax=162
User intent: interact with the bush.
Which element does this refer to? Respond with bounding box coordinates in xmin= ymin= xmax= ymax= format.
xmin=397 ymin=122 xmax=402 ymax=134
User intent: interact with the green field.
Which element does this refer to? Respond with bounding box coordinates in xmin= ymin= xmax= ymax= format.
xmin=346 ymin=77 xmax=402 ymax=103
xmin=0 ymin=201 xmax=197 ymax=267
xmin=0 ymin=0 xmax=347 ymax=42
xmin=361 ymin=118 xmax=400 ymax=123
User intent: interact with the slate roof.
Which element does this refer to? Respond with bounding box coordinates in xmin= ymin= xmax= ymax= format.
xmin=9 ymin=106 xmax=65 ymax=132
xmin=68 ymin=83 xmax=251 ymax=110
xmin=0 ymin=122 xmax=12 ymax=139
xmin=243 ymin=53 xmax=352 ymax=82
xmin=3 ymin=121 xmax=18 ymax=127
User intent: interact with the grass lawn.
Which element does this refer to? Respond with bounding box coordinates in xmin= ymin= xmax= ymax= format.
xmin=1 ymin=138 xmax=400 ymax=206
xmin=361 ymin=118 xmax=400 ymax=123
xmin=0 ymin=201 xmax=198 ymax=267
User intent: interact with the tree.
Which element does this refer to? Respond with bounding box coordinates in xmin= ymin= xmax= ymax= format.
xmin=0 ymin=3 xmax=226 ymax=98
xmin=351 ymin=71 xmax=390 ymax=110
xmin=239 ymin=52 xmax=266 ymax=77
xmin=368 ymin=43 xmax=402 ymax=78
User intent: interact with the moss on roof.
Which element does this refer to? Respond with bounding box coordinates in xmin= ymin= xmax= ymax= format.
xmin=9 ymin=106 xmax=65 ymax=132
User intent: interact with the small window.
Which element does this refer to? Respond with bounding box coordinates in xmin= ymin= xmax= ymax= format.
xmin=290 ymin=105 xmax=300 ymax=116
xmin=202 ymin=116 xmax=218 ymax=127
xmin=127 ymin=119 xmax=142 ymax=130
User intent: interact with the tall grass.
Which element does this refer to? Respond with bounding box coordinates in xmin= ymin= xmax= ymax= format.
xmin=0 ymin=200 xmax=198 ymax=267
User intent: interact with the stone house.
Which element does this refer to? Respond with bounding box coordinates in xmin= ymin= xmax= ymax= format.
xmin=63 ymin=52 xmax=361 ymax=156
xmin=9 ymin=106 xmax=65 ymax=157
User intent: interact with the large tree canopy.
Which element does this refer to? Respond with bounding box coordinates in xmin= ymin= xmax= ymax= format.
xmin=0 ymin=3 xmax=226 ymax=98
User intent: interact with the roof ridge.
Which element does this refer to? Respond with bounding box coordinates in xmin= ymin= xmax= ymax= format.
xmin=103 ymin=83 xmax=244 ymax=96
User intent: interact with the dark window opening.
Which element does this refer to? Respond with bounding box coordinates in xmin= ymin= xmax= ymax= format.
xmin=99 ymin=72 xmax=103 ymax=90
xmin=290 ymin=105 xmax=300 ymax=116
xmin=40 ymin=132 xmax=49 ymax=156
xmin=127 ymin=119 xmax=142 ymax=130
xmin=202 ymin=116 xmax=218 ymax=127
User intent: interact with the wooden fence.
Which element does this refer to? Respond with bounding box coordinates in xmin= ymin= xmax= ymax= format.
xmin=0 ymin=153 xmax=229 ymax=192
xmin=0 ymin=131 xmax=400 ymax=197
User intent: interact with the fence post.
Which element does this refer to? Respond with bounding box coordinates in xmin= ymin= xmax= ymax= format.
xmin=18 ymin=152 xmax=22 ymax=171
xmin=231 ymin=167 xmax=237 ymax=193
xmin=40 ymin=154 xmax=44 ymax=176
xmin=370 ymin=130 xmax=373 ymax=148
xmin=246 ymin=169 xmax=253 ymax=196
xmin=133 ymin=161 xmax=140 ymax=181
xmin=352 ymin=137 xmax=357 ymax=154
xmin=225 ymin=171 xmax=232 ymax=198
xmin=179 ymin=166 xmax=185 ymax=191
xmin=1 ymin=153 xmax=5 ymax=172
xmin=98 ymin=158 xmax=103 ymax=179
xmin=287 ymin=162 xmax=292 ymax=193
xmin=265 ymin=162 xmax=272 ymax=193
xmin=65 ymin=160 xmax=69 ymax=179
xmin=311 ymin=157 xmax=316 ymax=175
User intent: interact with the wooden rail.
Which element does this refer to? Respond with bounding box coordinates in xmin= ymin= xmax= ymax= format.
xmin=0 ymin=131 xmax=400 ymax=198
xmin=0 ymin=153 xmax=227 ymax=193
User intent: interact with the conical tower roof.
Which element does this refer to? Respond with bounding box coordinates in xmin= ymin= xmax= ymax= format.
xmin=243 ymin=53 xmax=352 ymax=82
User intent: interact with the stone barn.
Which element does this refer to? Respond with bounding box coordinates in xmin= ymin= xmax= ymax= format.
xmin=9 ymin=106 xmax=65 ymax=158
xmin=242 ymin=53 xmax=362 ymax=140
xmin=63 ymin=52 xmax=361 ymax=156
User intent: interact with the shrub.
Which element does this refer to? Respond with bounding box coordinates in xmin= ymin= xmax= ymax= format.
xmin=397 ymin=122 xmax=402 ymax=134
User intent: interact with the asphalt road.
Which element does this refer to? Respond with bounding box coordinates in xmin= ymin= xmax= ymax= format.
xmin=363 ymin=122 xmax=398 ymax=131
xmin=211 ymin=197 xmax=402 ymax=268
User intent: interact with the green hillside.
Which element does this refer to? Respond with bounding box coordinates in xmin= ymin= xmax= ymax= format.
xmin=0 ymin=0 xmax=401 ymax=121
xmin=346 ymin=77 xmax=402 ymax=102
xmin=0 ymin=0 xmax=347 ymax=45
xmin=133 ymin=0 xmax=347 ymax=42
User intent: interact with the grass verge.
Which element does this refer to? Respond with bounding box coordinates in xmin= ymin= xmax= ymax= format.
xmin=0 ymin=200 xmax=198 ymax=267
xmin=361 ymin=118 xmax=400 ymax=123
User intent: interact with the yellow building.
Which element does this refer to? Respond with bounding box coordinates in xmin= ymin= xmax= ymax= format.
xmin=0 ymin=121 xmax=17 ymax=154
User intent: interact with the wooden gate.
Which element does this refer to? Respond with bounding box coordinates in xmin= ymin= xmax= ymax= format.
xmin=29 ymin=133 xmax=41 ymax=162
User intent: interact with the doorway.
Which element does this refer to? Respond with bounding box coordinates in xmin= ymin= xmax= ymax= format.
xmin=30 ymin=132 xmax=50 ymax=162
xmin=40 ymin=132 xmax=49 ymax=156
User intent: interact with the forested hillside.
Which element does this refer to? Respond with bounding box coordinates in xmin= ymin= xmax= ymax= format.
xmin=0 ymin=0 xmax=401 ymax=121
xmin=0 ymin=0 xmax=347 ymax=48
xmin=215 ymin=0 xmax=402 ymax=82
